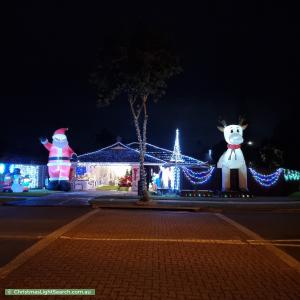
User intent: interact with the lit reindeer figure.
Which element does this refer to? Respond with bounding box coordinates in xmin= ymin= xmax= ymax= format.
xmin=217 ymin=118 xmax=248 ymax=191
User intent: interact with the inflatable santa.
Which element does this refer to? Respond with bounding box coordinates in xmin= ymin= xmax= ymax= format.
xmin=40 ymin=128 xmax=77 ymax=191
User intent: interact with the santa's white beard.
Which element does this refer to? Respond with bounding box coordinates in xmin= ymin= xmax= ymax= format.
xmin=53 ymin=139 xmax=68 ymax=148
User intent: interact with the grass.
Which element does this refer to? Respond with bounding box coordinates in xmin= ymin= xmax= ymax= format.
xmin=118 ymin=187 xmax=130 ymax=192
xmin=289 ymin=192 xmax=300 ymax=199
xmin=96 ymin=185 xmax=119 ymax=191
xmin=0 ymin=189 xmax=58 ymax=197
xmin=0 ymin=197 xmax=26 ymax=204
xmin=96 ymin=185 xmax=130 ymax=192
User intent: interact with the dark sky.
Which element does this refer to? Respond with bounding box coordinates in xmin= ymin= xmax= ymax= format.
xmin=0 ymin=1 xmax=299 ymax=164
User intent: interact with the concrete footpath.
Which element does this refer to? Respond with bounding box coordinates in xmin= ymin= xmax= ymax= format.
xmin=2 ymin=191 xmax=300 ymax=212
xmin=90 ymin=198 xmax=300 ymax=212
xmin=0 ymin=209 xmax=300 ymax=299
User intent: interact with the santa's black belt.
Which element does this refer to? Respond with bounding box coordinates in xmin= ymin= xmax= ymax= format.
xmin=49 ymin=157 xmax=70 ymax=160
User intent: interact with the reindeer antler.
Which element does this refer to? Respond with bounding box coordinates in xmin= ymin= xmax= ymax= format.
xmin=239 ymin=116 xmax=246 ymax=126
xmin=218 ymin=118 xmax=227 ymax=127
xmin=239 ymin=115 xmax=248 ymax=130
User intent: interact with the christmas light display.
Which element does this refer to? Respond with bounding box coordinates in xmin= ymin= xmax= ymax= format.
xmin=76 ymin=166 xmax=87 ymax=176
xmin=22 ymin=175 xmax=31 ymax=192
xmin=127 ymin=142 xmax=205 ymax=165
xmin=0 ymin=163 xmax=5 ymax=175
xmin=40 ymin=128 xmax=76 ymax=191
xmin=249 ymin=168 xmax=283 ymax=187
xmin=170 ymin=129 xmax=184 ymax=163
xmin=170 ymin=129 xmax=183 ymax=191
xmin=173 ymin=167 xmax=180 ymax=191
xmin=160 ymin=166 xmax=173 ymax=189
xmin=284 ymin=169 xmax=300 ymax=181
xmin=78 ymin=131 xmax=207 ymax=192
xmin=9 ymin=164 xmax=15 ymax=173
xmin=182 ymin=166 xmax=215 ymax=185
xmin=11 ymin=168 xmax=24 ymax=192
xmin=13 ymin=164 xmax=40 ymax=189
xmin=217 ymin=119 xmax=248 ymax=191
xmin=78 ymin=142 xmax=165 ymax=164
xmin=0 ymin=163 xmax=41 ymax=190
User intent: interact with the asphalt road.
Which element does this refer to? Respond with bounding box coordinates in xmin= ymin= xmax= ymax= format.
xmin=0 ymin=206 xmax=91 ymax=267
xmin=225 ymin=211 xmax=300 ymax=261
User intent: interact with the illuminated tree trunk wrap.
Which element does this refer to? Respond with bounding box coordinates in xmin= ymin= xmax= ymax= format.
xmin=129 ymin=95 xmax=148 ymax=197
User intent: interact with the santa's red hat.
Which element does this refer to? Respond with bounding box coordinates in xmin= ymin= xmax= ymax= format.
xmin=53 ymin=128 xmax=68 ymax=137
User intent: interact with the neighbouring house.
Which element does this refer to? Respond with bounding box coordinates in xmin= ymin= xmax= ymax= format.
xmin=0 ymin=161 xmax=47 ymax=190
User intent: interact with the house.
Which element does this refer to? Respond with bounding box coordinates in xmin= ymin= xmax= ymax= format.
xmin=74 ymin=142 xmax=165 ymax=191
xmin=73 ymin=130 xmax=207 ymax=192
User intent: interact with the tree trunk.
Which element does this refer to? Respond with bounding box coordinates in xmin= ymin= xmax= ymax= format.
xmin=140 ymin=111 xmax=148 ymax=196
xmin=129 ymin=96 xmax=149 ymax=200
xmin=132 ymin=116 xmax=145 ymax=196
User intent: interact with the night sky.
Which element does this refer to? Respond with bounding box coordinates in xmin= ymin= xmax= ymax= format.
xmin=1 ymin=2 xmax=299 ymax=167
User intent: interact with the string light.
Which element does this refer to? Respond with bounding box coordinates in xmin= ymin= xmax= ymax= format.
xmin=283 ymin=169 xmax=300 ymax=181
xmin=76 ymin=166 xmax=87 ymax=176
xmin=170 ymin=129 xmax=183 ymax=191
xmin=78 ymin=142 xmax=165 ymax=164
xmin=170 ymin=129 xmax=184 ymax=163
xmin=0 ymin=163 xmax=42 ymax=189
xmin=173 ymin=166 xmax=180 ymax=191
xmin=249 ymin=168 xmax=282 ymax=187
xmin=127 ymin=142 xmax=205 ymax=165
xmin=182 ymin=166 xmax=214 ymax=178
xmin=13 ymin=164 xmax=40 ymax=189
xmin=182 ymin=166 xmax=215 ymax=185
xmin=0 ymin=163 xmax=5 ymax=175
xmin=9 ymin=164 xmax=15 ymax=173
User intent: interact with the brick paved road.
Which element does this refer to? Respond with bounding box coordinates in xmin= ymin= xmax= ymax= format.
xmin=1 ymin=210 xmax=300 ymax=299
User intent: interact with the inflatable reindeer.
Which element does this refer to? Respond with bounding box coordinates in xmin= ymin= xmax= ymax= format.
xmin=217 ymin=118 xmax=248 ymax=191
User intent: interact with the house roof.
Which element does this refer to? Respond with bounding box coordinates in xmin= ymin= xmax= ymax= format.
xmin=0 ymin=154 xmax=46 ymax=165
xmin=127 ymin=142 xmax=205 ymax=165
xmin=78 ymin=142 xmax=165 ymax=164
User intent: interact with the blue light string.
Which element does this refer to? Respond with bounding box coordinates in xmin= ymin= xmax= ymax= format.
xmin=182 ymin=166 xmax=215 ymax=185
xmin=249 ymin=168 xmax=283 ymax=187
xmin=127 ymin=142 xmax=206 ymax=165
xmin=173 ymin=166 xmax=181 ymax=190
xmin=78 ymin=142 xmax=165 ymax=163
xmin=182 ymin=166 xmax=214 ymax=179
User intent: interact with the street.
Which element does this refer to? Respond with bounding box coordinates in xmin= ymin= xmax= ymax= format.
xmin=0 ymin=207 xmax=91 ymax=267
xmin=0 ymin=206 xmax=300 ymax=299
xmin=225 ymin=212 xmax=300 ymax=261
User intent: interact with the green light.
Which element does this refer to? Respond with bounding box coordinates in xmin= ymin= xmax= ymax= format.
xmin=284 ymin=169 xmax=300 ymax=181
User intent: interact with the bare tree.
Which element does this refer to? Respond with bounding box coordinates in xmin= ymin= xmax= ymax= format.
xmin=90 ymin=27 xmax=182 ymax=201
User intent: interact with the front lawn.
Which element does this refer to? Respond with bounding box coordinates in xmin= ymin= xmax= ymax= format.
xmin=96 ymin=185 xmax=120 ymax=191
xmin=289 ymin=192 xmax=300 ymax=199
xmin=0 ymin=189 xmax=58 ymax=197
xmin=96 ymin=185 xmax=131 ymax=192
xmin=0 ymin=197 xmax=26 ymax=204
